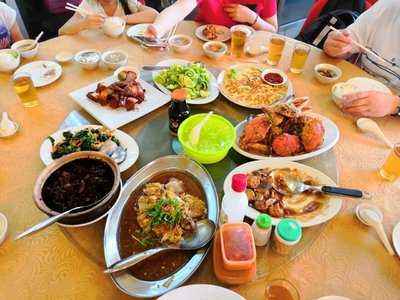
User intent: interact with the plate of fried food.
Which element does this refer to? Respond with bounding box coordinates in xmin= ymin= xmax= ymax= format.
xmin=40 ymin=125 xmax=139 ymax=172
xmin=217 ymin=63 xmax=293 ymax=109
xmin=195 ymin=24 xmax=231 ymax=42
xmin=223 ymin=160 xmax=342 ymax=227
xmin=233 ymin=97 xmax=340 ymax=161
xmin=70 ymin=71 xmax=170 ymax=129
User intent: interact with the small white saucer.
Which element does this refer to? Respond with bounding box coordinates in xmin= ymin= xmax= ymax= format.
xmin=392 ymin=221 xmax=400 ymax=256
xmin=355 ymin=203 xmax=383 ymax=226
xmin=316 ymin=296 xmax=351 ymax=300
xmin=0 ymin=212 xmax=8 ymax=245
xmin=0 ymin=121 xmax=19 ymax=138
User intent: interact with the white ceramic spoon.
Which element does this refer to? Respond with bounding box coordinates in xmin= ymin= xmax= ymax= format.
xmin=356 ymin=118 xmax=393 ymax=149
xmin=189 ymin=111 xmax=213 ymax=145
xmin=356 ymin=203 xmax=395 ymax=256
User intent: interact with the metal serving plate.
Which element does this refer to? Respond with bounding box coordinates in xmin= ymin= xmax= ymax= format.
xmin=104 ymin=155 xmax=219 ymax=298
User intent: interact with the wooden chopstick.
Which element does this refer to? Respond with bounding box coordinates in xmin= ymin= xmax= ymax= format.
xmin=328 ymin=26 xmax=387 ymax=65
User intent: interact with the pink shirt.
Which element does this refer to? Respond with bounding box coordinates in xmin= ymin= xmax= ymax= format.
xmin=195 ymin=0 xmax=277 ymax=27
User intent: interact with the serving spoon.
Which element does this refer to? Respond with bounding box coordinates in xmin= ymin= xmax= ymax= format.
xmin=356 ymin=118 xmax=393 ymax=149
xmin=104 ymin=219 xmax=216 ymax=274
xmin=271 ymin=170 xmax=371 ymax=199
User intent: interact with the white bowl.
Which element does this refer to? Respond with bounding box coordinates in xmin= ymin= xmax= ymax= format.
xmin=11 ymin=39 xmax=39 ymax=59
xmin=168 ymin=34 xmax=193 ymax=53
xmin=74 ymin=50 xmax=101 ymax=70
xmin=101 ymin=50 xmax=128 ymax=70
xmin=0 ymin=212 xmax=8 ymax=245
xmin=55 ymin=51 xmax=73 ymax=64
xmin=103 ymin=17 xmax=126 ymax=38
xmin=314 ymin=63 xmax=342 ymax=84
xmin=261 ymin=68 xmax=288 ymax=86
xmin=331 ymin=82 xmax=361 ymax=107
xmin=113 ymin=65 xmax=140 ymax=80
xmin=203 ymin=41 xmax=227 ymax=59
xmin=0 ymin=49 xmax=20 ymax=72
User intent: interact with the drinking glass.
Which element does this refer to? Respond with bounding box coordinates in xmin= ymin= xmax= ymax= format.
xmin=290 ymin=43 xmax=310 ymax=73
xmin=267 ymin=35 xmax=286 ymax=66
xmin=231 ymin=28 xmax=247 ymax=58
xmin=379 ymin=143 xmax=400 ymax=181
xmin=265 ymin=279 xmax=300 ymax=300
xmin=12 ymin=72 xmax=39 ymax=108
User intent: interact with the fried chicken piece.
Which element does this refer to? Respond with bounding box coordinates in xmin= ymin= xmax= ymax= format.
xmin=272 ymin=133 xmax=301 ymax=156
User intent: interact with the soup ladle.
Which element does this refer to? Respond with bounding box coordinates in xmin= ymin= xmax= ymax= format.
xmin=104 ymin=219 xmax=216 ymax=274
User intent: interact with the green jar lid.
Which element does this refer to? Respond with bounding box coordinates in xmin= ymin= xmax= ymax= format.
xmin=277 ymin=219 xmax=302 ymax=242
xmin=256 ymin=214 xmax=272 ymax=229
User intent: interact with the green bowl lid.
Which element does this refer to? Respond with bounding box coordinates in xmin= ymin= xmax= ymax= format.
xmin=256 ymin=213 xmax=272 ymax=229
xmin=277 ymin=218 xmax=302 ymax=242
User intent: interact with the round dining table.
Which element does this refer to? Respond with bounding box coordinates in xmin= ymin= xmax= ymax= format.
xmin=0 ymin=21 xmax=399 ymax=300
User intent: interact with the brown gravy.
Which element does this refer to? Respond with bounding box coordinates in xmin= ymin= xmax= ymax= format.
xmin=118 ymin=171 xmax=205 ymax=281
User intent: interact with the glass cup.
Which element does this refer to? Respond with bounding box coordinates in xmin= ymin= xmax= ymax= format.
xmin=265 ymin=279 xmax=300 ymax=300
xmin=267 ymin=35 xmax=286 ymax=66
xmin=12 ymin=72 xmax=39 ymax=108
xmin=290 ymin=43 xmax=310 ymax=74
xmin=379 ymin=143 xmax=400 ymax=181
xmin=231 ymin=28 xmax=247 ymax=58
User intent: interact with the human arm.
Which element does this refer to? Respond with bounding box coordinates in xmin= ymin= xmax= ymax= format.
xmin=9 ymin=19 xmax=23 ymax=42
xmin=59 ymin=13 xmax=105 ymax=35
xmin=323 ymin=30 xmax=354 ymax=59
xmin=124 ymin=4 xmax=158 ymax=24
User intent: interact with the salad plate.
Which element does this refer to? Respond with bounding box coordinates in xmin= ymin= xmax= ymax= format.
xmin=39 ymin=125 xmax=139 ymax=172
xmin=152 ymin=59 xmax=219 ymax=105
xmin=14 ymin=60 xmax=62 ymax=87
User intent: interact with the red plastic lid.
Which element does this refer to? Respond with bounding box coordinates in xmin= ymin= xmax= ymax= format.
xmin=231 ymin=173 xmax=247 ymax=192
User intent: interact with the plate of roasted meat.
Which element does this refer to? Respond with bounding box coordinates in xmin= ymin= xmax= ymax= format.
xmin=70 ymin=71 xmax=170 ymax=129
xmin=223 ymin=160 xmax=342 ymax=227
xmin=195 ymin=24 xmax=231 ymax=42
xmin=233 ymin=97 xmax=340 ymax=161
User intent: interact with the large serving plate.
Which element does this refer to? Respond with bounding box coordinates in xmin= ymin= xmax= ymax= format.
xmin=104 ymin=155 xmax=219 ymax=298
xmin=151 ymin=59 xmax=219 ymax=105
xmin=223 ymin=160 xmax=342 ymax=227
xmin=39 ymin=125 xmax=139 ymax=172
xmin=217 ymin=63 xmax=293 ymax=109
xmin=69 ymin=76 xmax=170 ymax=130
xmin=233 ymin=113 xmax=340 ymax=161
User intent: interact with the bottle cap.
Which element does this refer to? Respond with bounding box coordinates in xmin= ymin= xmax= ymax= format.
xmin=255 ymin=213 xmax=272 ymax=229
xmin=231 ymin=173 xmax=247 ymax=193
xmin=171 ymin=88 xmax=187 ymax=101
xmin=277 ymin=219 xmax=302 ymax=242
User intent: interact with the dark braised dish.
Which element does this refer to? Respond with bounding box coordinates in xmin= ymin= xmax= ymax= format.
xmin=42 ymin=158 xmax=114 ymax=212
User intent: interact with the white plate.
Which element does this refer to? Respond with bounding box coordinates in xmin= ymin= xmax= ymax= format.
xmin=233 ymin=113 xmax=340 ymax=162
xmin=217 ymin=63 xmax=293 ymax=109
xmin=69 ymin=76 xmax=170 ymax=130
xmin=158 ymin=284 xmax=245 ymax=300
xmin=152 ymin=59 xmax=219 ymax=105
xmin=347 ymin=77 xmax=392 ymax=94
xmin=392 ymin=221 xmax=400 ymax=257
xmin=195 ymin=24 xmax=231 ymax=42
xmin=126 ymin=23 xmax=149 ymax=38
xmin=39 ymin=125 xmax=139 ymax=172
xmin=316 ymin=296 xmax=350 ymax=300
xmin=223 ymin=160 xmax=342 ymax=227
xmin=14 ymin=60 xmax=62 ymax=87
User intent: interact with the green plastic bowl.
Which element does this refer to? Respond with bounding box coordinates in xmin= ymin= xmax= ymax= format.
xmin=178 ymin=113 xmax=236 ymax=164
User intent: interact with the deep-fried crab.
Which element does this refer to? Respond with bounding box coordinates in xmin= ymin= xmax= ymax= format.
xmin=239 ymin=97 xmax=325 ymax=156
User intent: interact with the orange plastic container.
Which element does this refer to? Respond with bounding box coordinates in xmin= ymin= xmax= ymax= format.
xmin=219 ymin=223 xmax=256 ymax=271
xmin=213 ymin=230 xmax=256 ymax=285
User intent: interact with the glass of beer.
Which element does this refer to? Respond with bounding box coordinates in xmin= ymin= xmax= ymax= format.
xmin=290 ymin=43 xmax=310 ymax=73
xmin=265 ymin=279 xmax=300 ymax=300
xmin=13 ymin=72 xmax=39 ymax=108
xmin=267 ymin=35 xmax=286 ymax=66
xmin=231 ymin=28 xmax=247 ymax=58
xmin=380 ymin=143 xmax=400 ymax=181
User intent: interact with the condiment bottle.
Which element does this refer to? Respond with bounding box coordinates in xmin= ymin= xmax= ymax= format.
xmin=168 ymin=88 xmax=190 ymax=136
xmin=220 ymin=173 xmax=248 ymax=225
xmin=251 ymin=213 xmax=272 ymax=247
xmin=272 ymin=219 xmax=302 ymax=255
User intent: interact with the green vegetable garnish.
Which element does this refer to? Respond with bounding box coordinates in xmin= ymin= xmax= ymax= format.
xmin=229 ymin=68 xmax=237 ymax=80
xmin=154 ymin=63 xmax=210 ymax=99
xmin=146 ymin=198 xmax=182 ymax=227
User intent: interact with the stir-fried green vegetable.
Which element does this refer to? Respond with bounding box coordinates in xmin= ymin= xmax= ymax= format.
xmin=146 ymin=197 xmax=182 ymax=227
xmin=154 ymin=63 xmax=210 ymax=99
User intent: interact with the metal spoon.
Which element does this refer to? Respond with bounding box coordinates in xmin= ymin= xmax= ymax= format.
xmin=99 ymin=140 xmax=127 ymax=164
xmin=15 ymin=204 xmax=94 ymax=240
xmin=104 ymin=219 xmax=216 ymax=274
xmin=355 ymin=203 xmax=395 ymax=256
xmin=356 ymin=118 xmax=393 ymax=149
xmin=271 ymin=169 xmax=371 ymax=199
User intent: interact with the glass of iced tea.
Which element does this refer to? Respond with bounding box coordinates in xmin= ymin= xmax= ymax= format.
xmin=265 ymin=279 xmax=300 ymax=300
xmin=290 ymin=43 xmax=310 ymax=73
xmin=13 ymin=72 xmax=39 ymax=108
xmin=231 ymin=28 xmax=247 ymax=58
xmin=267 ymin=35 xmax=286 ymax=66
xmin=380 ymin=143 xmax=400 ymax=181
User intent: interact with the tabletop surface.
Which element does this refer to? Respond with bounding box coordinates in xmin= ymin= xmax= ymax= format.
xmin=0 ymin=21 xmax=399 ymax=300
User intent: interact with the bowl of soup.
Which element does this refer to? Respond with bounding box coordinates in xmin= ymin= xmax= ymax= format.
xmin=0 ymin=49 xmax=20 ymax=72
xmin=101 ymin=50 xmax=128 ymax=70
xmin=203 ymin=41 xmax=227 ymax=59
xmin=11 ymin=39 xmax=39 ymax=59
xmin=75 ymin=50 xmax=101 ymax=70
xmin=168 ymin=34 xmax=193 ymax=53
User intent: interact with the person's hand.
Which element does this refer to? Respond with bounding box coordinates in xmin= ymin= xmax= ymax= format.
xmin=341 ymin=91 xmax=400 ymax=117
xmin=83 ymin=14 xmax=105 ymax=30
xmin=323 ymin=30 xmax=353 ymax=58
xmin=223 ymin=4 xmax=256 ymax=24
xmin=144 ymin=24 xmax=158 ymax=40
